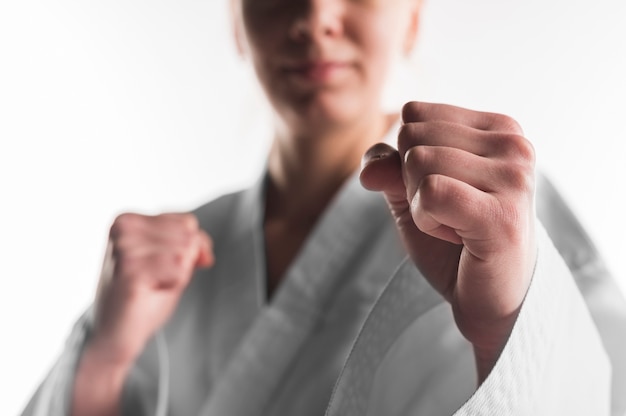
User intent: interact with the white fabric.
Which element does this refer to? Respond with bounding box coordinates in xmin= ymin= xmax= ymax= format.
xmin=325 ymin=224 xmax=611 ymax=415
xmin=20 ymin=143 xmax=626 ymax=415
xmin=536 ymin=174 xmax=626 ymax=414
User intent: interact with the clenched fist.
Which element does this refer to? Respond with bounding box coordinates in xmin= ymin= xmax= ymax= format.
xmin=89 ymin=212 xmax=213 ymax=365
xmin=72 ymin=213 xmax=213 ymax=416
xmin=361 ymin=102 xmax=536 ymax=381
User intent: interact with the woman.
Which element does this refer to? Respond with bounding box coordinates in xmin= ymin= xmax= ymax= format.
xmin=23 ymin=0 xmax=626 ymax=415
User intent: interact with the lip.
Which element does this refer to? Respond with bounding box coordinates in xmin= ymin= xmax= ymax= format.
xmin=281 ymin=60 xmax=352 ymax=83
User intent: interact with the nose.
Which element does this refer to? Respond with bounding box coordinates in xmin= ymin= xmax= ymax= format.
xmin=289 ymin=0 xmax=343 ymax=41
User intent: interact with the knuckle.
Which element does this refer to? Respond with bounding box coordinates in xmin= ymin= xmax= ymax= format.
xmin=511 ymin=134 xmax=535 ymax=161
xmin=179 ymin=231 xmax=197 ymax=251
xmin=398 ymin=123 xmax=429 ymax=156
xmin=181 ymin=213 xmax=199 ymax=231
xmin=154 ymin=212 xmax=198 ymax=231
xmin=490 ymin=113 xmax=524 ymax=134
xmin=417 ymin=174 xmax=443 ymax=210
xmin=166 ymin=244 xmax=194 ymax=270
xmin=110 ymin=213 xmax=142 ymax=238
xmin=501 ymin=133 xmax=535 ymax=162
xmin=397 ymin=123 xmax=416 ymax=154
xmin=167 ymin=212 xmax=199 ymax=232
xmin=509 ymin=166 xmax=534 ymax=193
xmin=169 ymin=250 xmax=187 ymax=269
xmin=404 ymin=146 xmax=429 ymax=172
xmin=112 ymin=234 xmax=134 ymax=255
xmin=401 ymin=101 xmax=422 ymax=122
xmin=497 ymin=158 xmax=534 ymax=190
xmin=159 ymin=253 xmax=191 ymax=287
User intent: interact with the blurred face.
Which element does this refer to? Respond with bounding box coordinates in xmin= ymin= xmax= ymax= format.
xmin=235 ymin=0 xmax=420 ymax=133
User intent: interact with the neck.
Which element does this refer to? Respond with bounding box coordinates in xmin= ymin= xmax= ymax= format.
xmin=265 ymin=111 xmax=398 ymax=221
xmin=262 ymin=110 xmax=397 ymax=297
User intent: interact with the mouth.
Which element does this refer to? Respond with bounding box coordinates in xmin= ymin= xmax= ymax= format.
xmin=281 ymin=60 xmax=352 ymax=83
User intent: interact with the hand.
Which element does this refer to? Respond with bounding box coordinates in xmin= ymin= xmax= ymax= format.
xmin=89 ymin=212 xmax=214 ymax=366
xmin=361 ymin=102 xmax=536 ymax=380
xmin=72 ymin=213 xmax=213 ymax=416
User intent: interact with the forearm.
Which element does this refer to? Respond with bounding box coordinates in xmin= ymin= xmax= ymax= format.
xmin=470 ymin=310 xmax=522 ymax=384
xmin=71 ymin=341 xmax=133 ymax=416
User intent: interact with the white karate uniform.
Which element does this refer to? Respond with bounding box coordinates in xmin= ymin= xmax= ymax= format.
xmin=21 ymin=139 xmax=626 ymax=415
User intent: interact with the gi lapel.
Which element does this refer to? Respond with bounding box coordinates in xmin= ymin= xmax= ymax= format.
xmin=199 ymin=172 xmax=394 ymax=416
xmin=200 ymin=176 xmax=267 ymax=383
xmin=325 ymin=257 xmax=445 ymax=416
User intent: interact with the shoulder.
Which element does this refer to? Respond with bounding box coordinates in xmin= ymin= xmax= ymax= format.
xmin=191 ymin=188 xmax=251 ymax=240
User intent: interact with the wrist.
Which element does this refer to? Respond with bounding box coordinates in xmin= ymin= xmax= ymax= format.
xmin=82 ymin=334 xmax=142 ymax=371
xmin=458 ymin=309 xmax=520 ymax=385
xmin=472 ymin=343 xmax=506 ymax=385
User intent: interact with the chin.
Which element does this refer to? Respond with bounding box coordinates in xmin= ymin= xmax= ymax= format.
xmin=284 ymin=89 xmax=371 ymax=133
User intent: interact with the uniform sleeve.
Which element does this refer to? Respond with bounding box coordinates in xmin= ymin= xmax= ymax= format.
xmin=454 ymin=223 xmax=611 ymax=415
xmin=20 ymin=308 xmax=93 ymax=416
xmin=537 ymin=173 xmax=626 ymax=415
xmin=20 ymin=308 xmax=168 ymax=416
xmin=325 ymin=222 xmax=613 ymax=416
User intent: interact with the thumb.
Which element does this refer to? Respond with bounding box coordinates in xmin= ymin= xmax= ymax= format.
xmin=195 ymin=231 xmax=215 ymax=268
xmin=361 ymin=142 xmax=461 ymax=300
xmin=360 ymin=143 xmax=406 ymax=206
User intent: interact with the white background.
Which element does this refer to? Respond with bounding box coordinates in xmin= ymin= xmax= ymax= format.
xmin=1 ymin=1 xmax=625 ymax=414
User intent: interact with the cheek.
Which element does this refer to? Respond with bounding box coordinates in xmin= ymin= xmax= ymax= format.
xmin=349 ymin=12 xmax=408 ymax=89
xmin=241 ymin=7 xmax=288 ymax=58
xmin=241 ymin=22 xmax=284 ymax=88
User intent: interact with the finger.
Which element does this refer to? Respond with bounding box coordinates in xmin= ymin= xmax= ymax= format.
xmin=360 ymin=143 xmax=405 ymax=201
xmin=410 ymin=174 xmax=498 ymax=252
xmin=118 ymin=231 xmax=214 ymax=268
xmin=403 ymin=145 xmax=499 ymax=198
xmin=397 ymin=121 xmax=528 ymax=159
xmin=110 ymin=213 xmax=199 ymax=242
xmin=144 ymin=213 xmax=200 ymax=240
xmin=154 ymin=212 xmax=199 ymax=229
xmin=112 ymin=229 xmax=201 ymax=260
xmin=195 ymin=230 xmax=214 ymax=268
xmin=114 ymin=253 xmax=157 ymax=286
xmin=402 ymin=101 xmax=523 ymax=134
xmin=115 ymin=251 xmax=193 ymax=289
